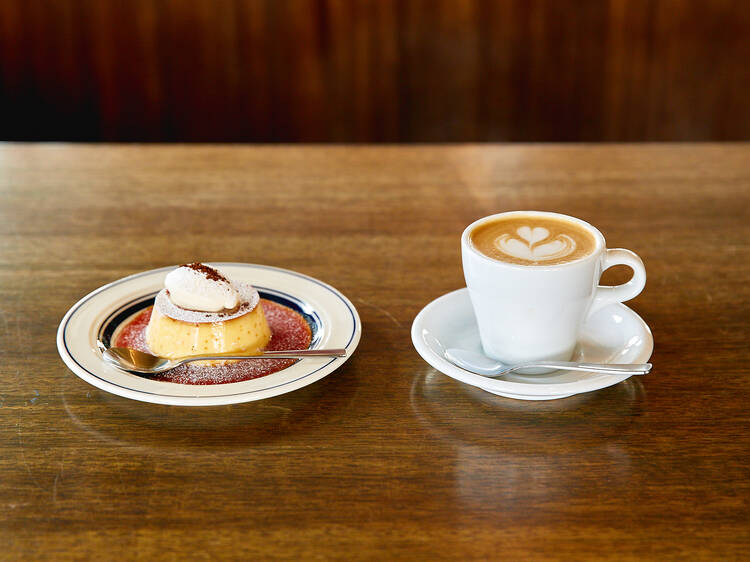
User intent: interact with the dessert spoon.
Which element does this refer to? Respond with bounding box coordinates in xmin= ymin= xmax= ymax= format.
xmin=444 ymin=348 xmax=651 ymax=378
xmin=102 ymin=346 xmax=347 ymax=375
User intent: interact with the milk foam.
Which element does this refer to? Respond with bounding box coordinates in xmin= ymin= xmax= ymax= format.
xmin=469 ymin=214 xmax=597 ymax=266
xmin=495 ymin=226 xmax=577 ymax=262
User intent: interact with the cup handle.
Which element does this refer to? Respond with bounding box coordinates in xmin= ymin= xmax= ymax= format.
xmin=589 ymin=248 xmax=646 ymax=315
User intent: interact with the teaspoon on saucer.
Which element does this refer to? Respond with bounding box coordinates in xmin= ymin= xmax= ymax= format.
xmin=103 ymin=346 xmax=347 ymax=375
xmin=444 ymin=348 xmax=651 ymax=378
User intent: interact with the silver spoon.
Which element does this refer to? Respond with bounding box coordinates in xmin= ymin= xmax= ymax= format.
xmin=102 ymin=346 xmax=347 ymax=375
xmin=444 ymin=348 xmax=651 ymax=378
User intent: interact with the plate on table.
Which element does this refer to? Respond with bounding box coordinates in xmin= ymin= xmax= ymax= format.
xmin=411 ymin=288 xmax=652 ymax=401
xmin=57 ymin=263 xmax=361 ymax=406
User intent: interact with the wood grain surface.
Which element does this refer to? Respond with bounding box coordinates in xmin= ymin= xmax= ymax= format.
xmin=2 ymin=1 xmax=750 ymax=142
xmin=0 ymin=144 xmax=749 ymax=559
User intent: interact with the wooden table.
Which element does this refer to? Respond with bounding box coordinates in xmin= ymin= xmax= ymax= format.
xmin=1 ymin=144 xmax=748 ymax=559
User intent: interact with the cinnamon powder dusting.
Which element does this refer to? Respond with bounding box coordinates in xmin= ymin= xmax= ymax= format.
xmin=181 ymin=262 xmax=229 ymax=284
xmin=114 ymin=299 xmax=313 ymax=385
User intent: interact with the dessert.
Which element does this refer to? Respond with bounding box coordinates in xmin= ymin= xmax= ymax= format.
xmin=113 ymin=262 xmax=313 ymax=384
xmin=145 ymin=263 xmax=272 ymax=361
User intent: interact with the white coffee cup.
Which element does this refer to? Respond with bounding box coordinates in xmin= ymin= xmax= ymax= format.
xmin=461 ymin=211 xmax=646 ymax=365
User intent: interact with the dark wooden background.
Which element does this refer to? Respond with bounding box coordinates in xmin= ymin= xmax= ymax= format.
xmin=1 ymin=0 xmax=749 ymax=142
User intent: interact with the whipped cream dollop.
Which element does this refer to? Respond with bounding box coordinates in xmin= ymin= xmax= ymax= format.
xmin=164 ymin=263 xmax=239 ymax=312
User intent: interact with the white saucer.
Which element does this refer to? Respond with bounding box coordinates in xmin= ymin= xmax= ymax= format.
xmin=411 ymin=288 xmax=652 ymax=400
xmin=57 ymin=264 xmax=361 ymax=406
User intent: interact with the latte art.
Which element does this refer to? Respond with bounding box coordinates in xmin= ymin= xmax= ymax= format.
xmin=469 ymin=214 xmax=597 ymax=266
xmin=496 ymin=227 xmax=576 ymax=262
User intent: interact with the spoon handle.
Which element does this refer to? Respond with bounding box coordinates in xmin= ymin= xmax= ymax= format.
xmin=506 ymin=361 xmax=652 ymax=375
xmin=178 ymin=348 xmax=347 ymax=364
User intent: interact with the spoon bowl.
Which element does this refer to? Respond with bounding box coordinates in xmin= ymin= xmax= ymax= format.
xmin=103 ymin=346 xmax=347 ymax=375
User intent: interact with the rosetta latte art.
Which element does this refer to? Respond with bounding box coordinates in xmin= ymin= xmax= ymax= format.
xmin=469 ymin=214 xmax=596 ymax=265
xmin=494 ymin=226 xmax=576 ymax=262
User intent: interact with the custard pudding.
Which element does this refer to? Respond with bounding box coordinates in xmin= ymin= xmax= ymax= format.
xmin=145 ymin=263 xmax=271 ymax=361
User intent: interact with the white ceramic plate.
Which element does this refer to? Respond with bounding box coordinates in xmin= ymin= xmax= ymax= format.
xmin=411 ymin=288 xmax=652 ymax=400
xmin=57 ymin=264 xmax=361 ymax=406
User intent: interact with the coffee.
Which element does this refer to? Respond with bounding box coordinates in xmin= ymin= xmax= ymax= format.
xmin=462 ymin=211 xmax=646 ymax=365
xmin=469 ymin=214 xmax=597 ymax=266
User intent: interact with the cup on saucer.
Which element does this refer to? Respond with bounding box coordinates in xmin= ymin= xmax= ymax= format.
xmin=461 ymin=211 xmax=646 ymax=367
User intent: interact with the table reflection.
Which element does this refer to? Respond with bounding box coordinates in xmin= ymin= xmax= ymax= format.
xmin=61 ymin=370 xmax=357 ymax=454
xmin=410 ymin=369 xmax=646 ymax=511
